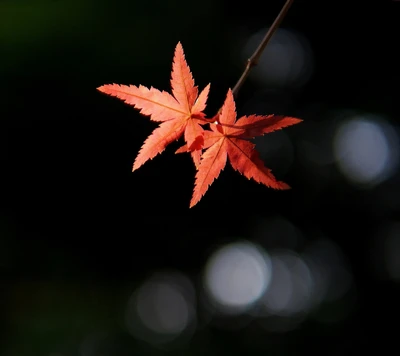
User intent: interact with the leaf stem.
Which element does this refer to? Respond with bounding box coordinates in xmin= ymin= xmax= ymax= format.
xmin=231 ymin=0 xmax=295 ymax=98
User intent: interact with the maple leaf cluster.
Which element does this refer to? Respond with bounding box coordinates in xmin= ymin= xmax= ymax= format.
xmin=97 ymin=42 xmax=302 ymax=208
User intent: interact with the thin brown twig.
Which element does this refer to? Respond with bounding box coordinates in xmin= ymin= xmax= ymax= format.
xmin=231 ymin=0 xmax=295 ymax=98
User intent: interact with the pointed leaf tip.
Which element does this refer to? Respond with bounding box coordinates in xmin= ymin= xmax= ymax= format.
xmin=97 ymin=85 xmax=107 ymax=92
xmin=174 ymin=41 xmax=184 ymax=56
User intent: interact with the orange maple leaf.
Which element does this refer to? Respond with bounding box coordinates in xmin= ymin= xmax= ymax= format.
xmin=189 ymin=89 xmax=302 ymax=208
xmin=97 ymin=42 xmax=210 ymax=171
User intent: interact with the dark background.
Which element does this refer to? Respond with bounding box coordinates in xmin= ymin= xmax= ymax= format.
xmin=2 ymin=0 xmax=400 ymax=355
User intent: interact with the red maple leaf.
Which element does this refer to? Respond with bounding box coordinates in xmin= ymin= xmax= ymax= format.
xmin=97 ymin=42 xmax=210 ymax=171
xmin=189 ymin=89 xmax=302 ymax=208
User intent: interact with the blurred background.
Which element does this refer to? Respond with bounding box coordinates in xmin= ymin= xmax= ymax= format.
xmin=2 ymin=0 xmax=400 ymax=355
